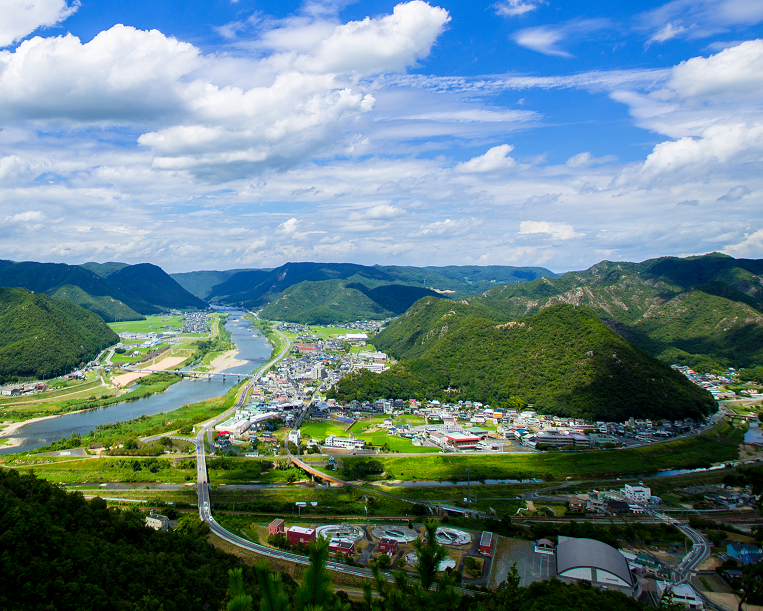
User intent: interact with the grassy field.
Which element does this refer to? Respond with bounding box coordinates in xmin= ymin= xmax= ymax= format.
xmin=108 ymin=315 xmax=184 ymax=334
xmin=356 ymin=433 xmax=440 ymax=453
xmin=337 ymin=421 xmax=743 ymax=482
xmin=300 ymin=421 xmax=350 ymax=439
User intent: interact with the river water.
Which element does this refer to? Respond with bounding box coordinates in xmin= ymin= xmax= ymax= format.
xmin=0 ymin=312 xmax=271 ymax=455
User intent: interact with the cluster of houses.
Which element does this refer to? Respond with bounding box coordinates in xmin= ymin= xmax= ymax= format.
xmin=672 ymin=364 xmax=746 ymax=400
xmin=0 ymin=381 xmax=48 ymax=396
xmin=566 ymin=484 xmax=662 ymax=515
xmin=182 ymin=311 xmax=211 ymax=334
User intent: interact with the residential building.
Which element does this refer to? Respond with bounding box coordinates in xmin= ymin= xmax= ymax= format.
xmin=268 ymin=519 xmax=285 ymax=536
xmin=145 ymin=512 xmax=169 ymax=531
xmin=624 ymin=484 xmax=651 ymax=504
xmin=287 ymin=526 xmax=316 ymax=546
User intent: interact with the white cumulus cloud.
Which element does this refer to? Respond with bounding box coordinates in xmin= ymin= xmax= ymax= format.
xmin=519 ymin=221 xmax=580 ymax=240
xmin=455 ymin=144 xmax=516 ymax=173
xmin=0 ymin=0 xmax=78 ymax=48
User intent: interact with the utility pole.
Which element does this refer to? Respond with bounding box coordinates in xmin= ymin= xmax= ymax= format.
xmin=467 ymin=468 xmax=471 ymax=504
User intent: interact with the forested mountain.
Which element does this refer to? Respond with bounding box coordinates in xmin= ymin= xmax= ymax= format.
xmin=0 ymin=259 xmax=206 ymax=319
xmin=0 ymin=468 xmax=243 ymax=611
xmin=192 ymin=261 xmax=555 ymax=322
xmin=259 ymin=279 xmax=442 ymax=324
xmin=49 ymin=284 xmax=143 ymax=322
xmin=106 ymin=263 xmax=208 ymax=312
xmin=171 ymin=268 xmax=258 ymax=299
xmin=80 ymin=261 xmax=130 ymax=278
xmin=0 ymin=288 xmax=118 ymax=383
xmin=329 ymin=304 xmax=715 ymax=421
xmin=473 ymin=253 xmax=763 ymax=369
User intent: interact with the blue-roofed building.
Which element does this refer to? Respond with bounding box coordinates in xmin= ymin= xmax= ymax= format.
xmin=727 ymin=543 xmax=763 ymax=565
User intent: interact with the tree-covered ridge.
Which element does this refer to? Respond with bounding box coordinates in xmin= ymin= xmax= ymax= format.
xmin=329 ymin=304 xmax=715 ymax=421
xmin=0 ymin=468 xmax=243 ymax=611
xmin=204 ymin=261 xmax=556 ymax=308
xmin=50 ymin=284 xmax=144 ymax=322
xmin=374 ymin=296 xmax=505 ymax=361
xmin=0 ymin=258 xmax=207 ymax=317
xmin=466 ymin=253 xmax=763 ymax=369
xmin=0 ymin=287 xmax=118 ymax=383
xmin=259 ymin=279 xmax=444 ymax=324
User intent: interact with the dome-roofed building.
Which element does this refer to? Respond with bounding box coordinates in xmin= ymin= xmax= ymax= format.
xmin=555 ymin=536 xmax=641 ymax=598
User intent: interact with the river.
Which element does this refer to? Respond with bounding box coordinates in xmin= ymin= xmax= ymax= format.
xmin=0 ymin=312 xmax=271 ymax=455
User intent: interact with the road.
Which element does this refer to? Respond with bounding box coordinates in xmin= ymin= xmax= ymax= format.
xmin=652 ymin=510 xmax=711 ymax=584
xmin=192 ymin=321 xmax=385 ymax=577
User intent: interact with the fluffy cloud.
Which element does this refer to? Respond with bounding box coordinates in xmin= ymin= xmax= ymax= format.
xmin=455 ymin=145 xmax=516 ymax=173
xmin=0 ymin=3 xmax=449 ymax=179
xmin=293 ymin=1 xmax=450 ymax=75
xmin=0 ymin=0 xmax=78 ymax=48
xmin=519 ymin=221 xmax=580 ymax=240
xmin=613 ymin=41 xmax=763 ymax=185
xmin=5 ymin=210 xmax=44 ymax=223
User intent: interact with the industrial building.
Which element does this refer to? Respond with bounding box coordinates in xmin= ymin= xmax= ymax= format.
xmin=556 ymin=537 xmax=640 ymax=597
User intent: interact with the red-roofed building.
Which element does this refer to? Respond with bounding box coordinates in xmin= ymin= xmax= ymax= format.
xmin=268 ymin=519 xmax=285 ymax=536
xmin=479 ymin=531 xmax=494 ymax=555
xmin=377 ymin=538 xmax=399 ymax=555
xmin=287 ymin=526 xmax=316 ymax=546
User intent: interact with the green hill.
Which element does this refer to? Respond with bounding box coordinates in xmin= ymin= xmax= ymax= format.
xmin=50 ymin=284 xmax=144 ymax=322
xmin=260 ymin=279 xmax=393 ymax=324
xmin=205 ymin=261 xmax=556 ymax=307
xmin=329 ymin=304 xmax=715 ymax=421
xmin=80 ymin=261 xmax=129 ymax=278
xmin=0 ymin=259 xmax=207 ymax=317
xmin=374 ymin=296 xmax=505 ymax=360
xmin=106 ymin=263 xmax=208 ymax=313
xmin=0 ymin=288 xmax=118 ymax=383
xmin=260 ymin=279 xmax=444 ymax=324
xmin=171 ymin=268 xmax=257 ymax=300
xmin=474 ymin=253 xmax=763 ymax=369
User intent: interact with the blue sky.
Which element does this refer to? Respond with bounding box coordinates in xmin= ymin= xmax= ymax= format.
xmin=1 ymin=0 xmax=763 ymax=272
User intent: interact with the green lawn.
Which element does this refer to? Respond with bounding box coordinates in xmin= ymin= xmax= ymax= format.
xmin=300 ymin=421 xmax=350 ymax=439
xmin=356 ymin=432 xmax=440 ymax=453
xmin=108 ymin=315 xmax=184 ymax=334
xmin=338 ymin=422 xmax=743 ymax=482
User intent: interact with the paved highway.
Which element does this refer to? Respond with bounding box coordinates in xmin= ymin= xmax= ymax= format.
xmin=193 ymin=322 xmax=386 ymax=578
xmin=652 ymin=510 xmax=711 ymax=584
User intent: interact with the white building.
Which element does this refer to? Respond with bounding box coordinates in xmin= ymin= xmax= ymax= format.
xmin=145 ymin=512 xmax=169 ymax=531
xmin=324 ymin=435 xmax=365 ymax=450
xmin=656 ymin=582 xmax=703 ymax=609
xmin=624 ymin=484 xmax=651 ymax=503
xmin=288 ymin=430 xmax=301 ymax=446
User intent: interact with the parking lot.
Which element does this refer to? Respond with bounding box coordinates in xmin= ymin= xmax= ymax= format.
xmin=490 ymin=538 xmax=556 ymax=587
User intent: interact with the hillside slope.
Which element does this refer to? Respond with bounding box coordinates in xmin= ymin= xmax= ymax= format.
xmin=50 ymin=284 xmax=144 ymax=322
xmin=474 ymin=253 xmax=763 ymax=369
xmin=0 ymin=288 xmax=118 ymax=383
xmin=206 ymin=262 xmax=556 ymax=307
xmin=329 ymin=304 xmax=715 ymax=421
xmin=0 ymin=468 xmax=242 ymax=611
xmin=106 ymin=263 xmax=208 ymax=313
xmin=260 ymin=279 xmax=444 ymax=324
xmin=0 ymin=259 xmax=206 ymax=317
xmin=374 ymin=296 xmax=506 ymax=360
xmin=171 ymin=268 xmax=256 ymax=300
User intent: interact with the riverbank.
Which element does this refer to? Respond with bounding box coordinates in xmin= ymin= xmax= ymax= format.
xmin=112 ymin=355 xmax=188 ymax=387
xmin=207 ymin=349 xmax=248 ymax=373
